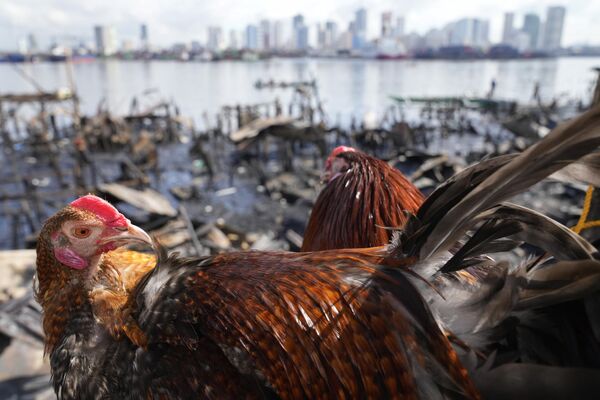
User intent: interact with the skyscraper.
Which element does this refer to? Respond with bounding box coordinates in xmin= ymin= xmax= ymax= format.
xmin=140 ymin=24 xmax=149 ymax=50
xmin=292 ymin=14 xmax=308 ymax=50
xmin=272 ymin=20 xmax=285 ymax=50
xmin=259 ymin=20 xmax=271 ymax=50
xmin=353 ymin=8 xmax=367 ymax=49
xmin=447 ymin=18 xmax=489 ymax=48
xmin=245 ymin=25 xmax=258 ymax=50
xmin=324 ymin=21 xmax=338 ymax=49
xmin=381 ymin=12 xmax=393 ymax=38
xmin=502 ymin=12 xmax=514 ymax=44
xmin=229 ymin=30 xmax=239 ymax=50
xmin=522 ymin=13 xmax=541 ymax=50
xmin=207 ymin=26 xmax=224 ymax=51
xmin=541 ymin=6 xmax=566 ymax=52
xmin=293 ymin=15 xmax=304 ymax=30
xmin=395 ymin=17 xmax=405 ymax=38
xmin=94 ymin=25 xmax=117 ymax=56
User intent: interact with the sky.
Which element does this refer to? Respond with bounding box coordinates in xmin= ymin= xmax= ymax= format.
xmin=0 ymin=0 xmax=598 ymax=50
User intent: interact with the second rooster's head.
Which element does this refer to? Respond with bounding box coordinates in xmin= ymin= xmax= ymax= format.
xmin=321 ymin=146 xmax=357 ymax=183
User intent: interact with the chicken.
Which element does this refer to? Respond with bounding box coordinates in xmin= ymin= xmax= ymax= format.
xmin=301 ymin=146 xmax=424 ymax=251
xmin=36 ymin=195 xmax=478 ymax=399
xmin=36 ymin=106 xmax=600 ymax=399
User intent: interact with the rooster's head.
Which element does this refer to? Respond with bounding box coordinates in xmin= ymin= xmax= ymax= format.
xmin=322 ymin=145 xmax=357 ymax=183
xmin=37 ymin=195 xmax=151 ymax=274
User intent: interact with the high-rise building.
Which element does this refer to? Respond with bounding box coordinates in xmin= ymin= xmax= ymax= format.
xmin=296 ymin=25 xmax=309 ymax=50
xmin=272 ymin=20 xmax=285 ymax=50
xmin=522 ymin=13 xmax=541 ymax=50
xmin=472 ymin=19 xmax=490 ymax=48
xmin=395 ymin=17 xmax=405 ymax=38
xmin=324 ymin=21 xmax=338 ymax=49
xmin=259 ymin=20 xmax=271 ymax=50
xmin=293 ymin=15 xmax=304 ymax=30
xmin=207 ymin=26 xmax=224 ymax=51
xmin=292 ymin=14 xmax=309 ymax=50
xmin=140 ymin=24 xmax=149 ymax=50
xmin=245 ymin=25 xmax=259 ymax=50
xmin=541 ymin=6 xmax=566 ymax=52
xmin=502 ymin=12 xmax=514 ymax=44
xmin=353 ymin=8 xmax=367 ymax=49
xmin=381 ymin=12 xmax=393 ymax=38
xmin=94 ymin=25 xmax=117 ymax=56
xmin=447 ymin=18 xmax=489 ymax=48
xmin=229 ymin=30 xmax=239 ymax=50
xmin=317 ymin=24 xmax=326 ymax=49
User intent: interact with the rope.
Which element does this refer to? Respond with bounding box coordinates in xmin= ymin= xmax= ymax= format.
xmin=572 ymin=185 xmax=600 ymax=234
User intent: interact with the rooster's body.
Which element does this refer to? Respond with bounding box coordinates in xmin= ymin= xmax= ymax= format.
xmin=37 ymin=227 xmax=477 ymax=399
xmin=302 ymin=147 xmax=424 ymax=251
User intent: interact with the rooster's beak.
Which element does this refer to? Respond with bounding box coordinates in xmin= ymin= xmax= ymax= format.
xmin=126 ymin=224 xmax=153 ymax=246
xmin=100 ymin=223 xmax=153 ymax=249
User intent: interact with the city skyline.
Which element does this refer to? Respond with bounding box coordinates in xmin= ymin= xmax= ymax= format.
xmin=0 ymin=0 xmax=598 ymax=52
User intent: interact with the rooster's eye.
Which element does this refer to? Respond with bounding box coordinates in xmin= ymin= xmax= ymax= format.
xmin=72 ymin=227 xmax=92 ymax=238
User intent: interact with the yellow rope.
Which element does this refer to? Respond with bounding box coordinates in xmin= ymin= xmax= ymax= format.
xmin=572 ymin=185 xmax=598 ymax=234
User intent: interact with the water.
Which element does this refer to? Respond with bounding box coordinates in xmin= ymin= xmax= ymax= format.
xmin=1 ymin=57 xmax=599 ymax=127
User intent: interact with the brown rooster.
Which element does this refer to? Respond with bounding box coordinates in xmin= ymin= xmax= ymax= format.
xmin=36 ymin=106 xmax=600 ymax=399
xmin=301 ymin=146 xmax=424 ymax=251
xmin=36 ymin=195 xmax=478 ymax=399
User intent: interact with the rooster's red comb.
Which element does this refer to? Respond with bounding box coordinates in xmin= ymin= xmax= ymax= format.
xmin=325 ymin=146 xmax=357 ymax=170
xmin=70 ymin=195 xmax=129 ymax=228
xmin=330 ymin=146 xmax=356 ymax=158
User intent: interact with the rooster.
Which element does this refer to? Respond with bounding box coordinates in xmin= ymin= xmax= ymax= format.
xmin=301 ymin=146 xmax=424 ymax=251
xmin=36 ymin=106 xmax=600 ymax=399
xmin=36 ymin=195 xmax=479 ymax=399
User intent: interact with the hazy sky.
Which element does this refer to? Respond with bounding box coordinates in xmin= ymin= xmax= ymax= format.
xmin=0 ymin=0 xmax=598 ymax=50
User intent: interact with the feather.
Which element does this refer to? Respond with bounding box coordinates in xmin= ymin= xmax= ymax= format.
xmin=549 ymin=152 xmax=600 ymax=187
xmin=406 ymin=105 xmax=600 ymax=260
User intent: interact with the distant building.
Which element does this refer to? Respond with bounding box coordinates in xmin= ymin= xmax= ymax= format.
xmin=381 ymin=12 xmax=393 ymax=38
xmin=140 ymin=24 xmax=149 ymax=51
xmin=229 ymin=30 xmax=239 ymax=50
xmin=502 ymin=12 xmax=514 ymax=44
xmin=324 ymin=21 xmax=338 ymax=49
xmin=541 ymin=6 xmax=566 ymax=52
xmin=207 ymin=26 xmax=224 ymax=51
xmin=292 ymin=14 xmax=309 ymax=50
xmin=353 ymin=8 xmax=367 ymax=49
xmin=259 ymin=20 xmax=271 ymax=50
xmin=245 ymin=25 xmax=259 ymax=50
xmin=272 ymin=21 xmax=285 ymax=50
xmin=293 ymin=15 xmax=304 ymax=30
xmin=522 ymin=13 xmax=541 ymax=50
xmin=473 ymin=19 xmax=490 ymax=48
xmin=296 ymin=25 xmax=309 ymax=50
xmin=447 ymin=18 xmax=489 ymax=48
xmin=395 ymin=17 xmax=405 ymax=38
xmin=317 ymin=24 xmax=327 ymax=49
xmin=94 ymin=25 xmax=117 ymax=56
